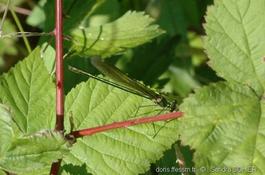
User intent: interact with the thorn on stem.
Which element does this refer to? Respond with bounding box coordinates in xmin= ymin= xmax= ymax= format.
xmin=57 ymin=81 xmax=62 ymax=89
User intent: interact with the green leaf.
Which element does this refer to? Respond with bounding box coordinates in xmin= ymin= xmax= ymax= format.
xmin=80 ymin=0 xmax=120 ymax=28
xmin=0 ymin=47 xmax=55 ymax=135
xmin=41 ymin=42 xmax=56 ymax=74
xmin=204 ymin=0 xmax=265 ymax=95
xmin=63 ymin=79 xmax=179 ymax=174
xmin=0 ymin=169 xmax=5 ymax=175
xmin=162 ymin=64 xmax=200 ymax=97
xmin=178 ymin=82 xmax=264 ymax=174
xmin=114 ymin=37 xmax=178 ymax=87
xmin=26 ymin=0 xmax=46 ymax=28
xmin=177 ymin=1 xmax=265 ymax=174
xmin=0 ymin=104 xmax=13 ymax=155
xmin=0 ymin=130 xmax=69 ymax=174
xmin=147 ymin=0 xmax=200 ymax=36
xmin=70 ymin=11 xmax=165 ymax=58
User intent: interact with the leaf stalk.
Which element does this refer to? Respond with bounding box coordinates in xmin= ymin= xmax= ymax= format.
xmin=68 ymin=111 xmax=183 ymax=138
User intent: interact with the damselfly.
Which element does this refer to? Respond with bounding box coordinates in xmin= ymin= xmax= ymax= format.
xmin=69 ymin=56 xmax=178 ymax=112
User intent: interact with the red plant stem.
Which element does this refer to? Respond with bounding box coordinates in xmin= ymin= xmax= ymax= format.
xmin=70 ymin=111 xmax=183 ymax=138
xmin=55 ymin=0 xmax=64 ymax=131
xmin=50 ymin=159 xmax=62 ymax=175
xmin=50 ymin=0 xmax=64 ymax=174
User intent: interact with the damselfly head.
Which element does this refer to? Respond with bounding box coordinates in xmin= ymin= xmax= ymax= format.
xmin=168 ymin=100 xmax=177 ymax=112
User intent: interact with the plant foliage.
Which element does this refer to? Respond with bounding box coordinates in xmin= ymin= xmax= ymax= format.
xmin=2 ymin=0 xmax=264 ymax=175
xmin=178 ymin=0 xmax=265 ymax=174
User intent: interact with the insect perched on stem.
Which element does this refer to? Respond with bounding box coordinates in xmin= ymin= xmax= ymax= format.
xmin=69 ymin=56 xmax=178 ymax=112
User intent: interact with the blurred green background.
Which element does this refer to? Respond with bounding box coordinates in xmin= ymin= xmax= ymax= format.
xmin=0 ymin=0 xmax=220 ymax=174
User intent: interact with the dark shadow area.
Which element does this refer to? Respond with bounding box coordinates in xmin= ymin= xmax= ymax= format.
xmin=61 ymin=163 xmax=92 ymax=175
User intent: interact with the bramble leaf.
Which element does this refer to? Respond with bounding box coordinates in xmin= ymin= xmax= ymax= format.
xmin=0 ymin=130 xmax=69 ymax=174
xmin=41 ymin=42 xmax=56 ymax=74
xmin=0 ymin=48 xmax=55 ymax=135
xmin=204 ymin=0 xmax=265 ymax=95
xmin=177 ymin=0 xmax=265 ymax=174
xmin=0 ymin=48 xmax=68 ymax=175
xmin=62 ymin=79 xmax=180 ymax=174
xmin=0 ymin=48 xmax=66 ymax=174
xmin=0 ymin=104 xmax=13 ymax=155
xmin=179 ymin=82 xmax=264 ymax=174
xmin=70 ymin=11 xmax=165 ymax=58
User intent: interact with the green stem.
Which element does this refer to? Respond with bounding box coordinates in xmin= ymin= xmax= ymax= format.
xmin=10 ymin=8 xmax=32 ymax=53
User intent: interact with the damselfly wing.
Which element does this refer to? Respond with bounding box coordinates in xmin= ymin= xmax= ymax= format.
xmin=69 ymin=56 xmax=178 ymax=112
xmin=90 ymin=57 xmax=177 ymax=111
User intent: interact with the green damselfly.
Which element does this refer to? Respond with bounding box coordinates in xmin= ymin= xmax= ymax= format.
xmin=69 ymin=56 xmax=178 ymax=112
